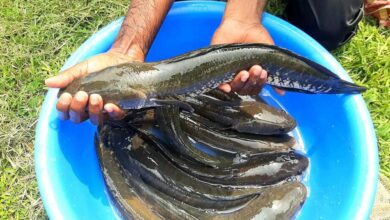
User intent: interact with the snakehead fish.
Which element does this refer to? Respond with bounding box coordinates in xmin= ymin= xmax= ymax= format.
xmin=180 ymin=111 xmax=295 ymax=154
xmin=180 ymin=94 xmax=297 ymax=135
xmin=133 ymin=127 xmax=308 ymax=186
xmin=59 ymin=43 xmax=365 ymax=110
xmin=96 ymin=124 xmax=307 ymax=219
xmin=156 ymin=105 xmax=253 ymax=168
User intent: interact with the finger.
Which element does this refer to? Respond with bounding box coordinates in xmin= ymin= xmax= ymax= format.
xmin=248 ymin=65 xmax=262 ymax=84
xmin=69 ymin=91 xmax=89 ymax=123
xmin=88 ymin=94 xmax=104 ymax=125
xmin=252 ymin=69 xmax=268 ymax=94
xmin=230 ymin=70 xmax=249 ymax=92
xmin=239 ymin=65 xmax=262 ymax=94
xmin=218 ymin=84 xmax=231 ymax=93
xmin=56 ymin=93 xmax=72 ymax=120
xmin=259 ymin=69 xmax=268 ymax=85
xmin=250 ymin=69 xmax=269 ymax=95
xmin=45 ymin=60 xmax=90 ymax=88
xmin=273 ymin=87 xmax=286 ymax=96
xmin=104 ymin=103 xmax=125 ymax=121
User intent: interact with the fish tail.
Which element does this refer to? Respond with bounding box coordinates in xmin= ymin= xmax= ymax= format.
xmin=293 ymin=53 xmax=367 ymax=94
xmin=331 ymin=79 xmax=367 ymax=94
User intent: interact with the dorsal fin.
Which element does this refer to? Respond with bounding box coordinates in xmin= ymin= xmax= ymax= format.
xmin=159 ymin=43 xmax=342 ymax=80
xmin=160 ymin=44 xmax=231 ymax=64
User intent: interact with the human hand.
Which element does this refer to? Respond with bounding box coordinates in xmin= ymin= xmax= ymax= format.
xmin=45 ymin=49 xmax=144 ymax=124
xmin=211 ymin=19 xmax=284 ymax=95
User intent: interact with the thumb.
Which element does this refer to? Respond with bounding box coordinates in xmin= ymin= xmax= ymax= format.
xmin=45 ymin=60 xmax=89 ymax=88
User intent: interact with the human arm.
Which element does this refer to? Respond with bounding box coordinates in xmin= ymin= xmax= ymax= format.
xmin=45 ymin=0 xmax=173 ymax=124
xmin=212 ymin=0 xmax=284 ymax=95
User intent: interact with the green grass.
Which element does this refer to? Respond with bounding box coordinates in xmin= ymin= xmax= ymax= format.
xmin=0 ymin=0 xmax=129 ymax=218
xmin=0 ymin=0 xmax=388 ymax=219
xmin=334 ymin=20 xmax=390 ymax=177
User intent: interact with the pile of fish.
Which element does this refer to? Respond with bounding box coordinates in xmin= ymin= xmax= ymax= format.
xmin=62 ymin=43 xmax=365 ymax=219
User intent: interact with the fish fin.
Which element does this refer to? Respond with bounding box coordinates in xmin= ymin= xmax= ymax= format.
xmin=266 ymin=45 xmax=343 ymax=80
xmin=227 ymin=43 xmax=343 ymax=80
xmin=330 ymin=79 xmax=367 ymax=94
xmin=160 ymin=44 xmax=234 ymax=64
xmin=272 ymin=86 xmax=316 ymax=94
xmin=273 ymin=80 xmax=366 ymax=94
xmin=150 ymin=98 xmax=194 ymax=113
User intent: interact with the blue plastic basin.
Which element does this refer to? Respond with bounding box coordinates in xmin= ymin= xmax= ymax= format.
xmin=35 ymin=1 xmax=378 ymax=219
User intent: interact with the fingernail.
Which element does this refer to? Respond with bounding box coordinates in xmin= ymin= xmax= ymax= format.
xmin=105 ymin=105 xmax=113 ymax=113
xmin=260 ymin=70 xmax=267 ymax=79
xmin=69 ymin=110 xmax=80 ymax=123
xmin=75 ymin=91 xmax=87 ymax=102
xmin=59 ymin=98 xmax=71 ymax=106
xmin=241 ymin=73 xmax=249 ymax=82
xmin=44 ymin=78 xmax=52 ymax=85
xmin=223 ymin=86 xmax=231 ymax=93
xmin=253 ymin=67 xmax=261 ymax=76
xmin=90 ymin=95 xmax=98 ymax=105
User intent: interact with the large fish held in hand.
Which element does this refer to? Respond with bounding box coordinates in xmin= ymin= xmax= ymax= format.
xmin=60 ymin=43 xmax=366 ymax=109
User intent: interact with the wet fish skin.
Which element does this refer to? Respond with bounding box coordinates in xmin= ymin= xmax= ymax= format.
xmin=149 ymin=181 xmax=307 ymax=220
xmin=167 ymin=181 xmax=307 ymax=220
xmin=97 ymin=123 xmax=308 ymax=220
xmin=97 ymin=132 xmax=307 ymax=220
xmin=95 ymin=127 xmax=194 ymax=220
xmin=104 ymin=108 xmax=156 ymax=128
xmin=213 ymin=181 xmax=307 ymax=220
xmin=60 ymin=43 xmax=365 ymax=110
xmin=180 ymin=111 xmax=295 ymax=154
xmin=107 ymin=125 xmax=269 ymax=200
xmin=156 ymin=105 xmax=238 ymax=168
xmin=206 ymin=89 xmax=267 ymax=104
xmin=205 ymin=89 xmax=242 ymax=102
xmin=135 ymin=127 xmax=308 ymax=186
xmin=181 ymin=94 xmax=297 ymax=135
xmin=103 ymin=125 xmax=261 ymax=210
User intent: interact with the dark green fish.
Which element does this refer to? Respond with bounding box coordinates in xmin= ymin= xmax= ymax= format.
xmin=60 ymin=43 xmax=365 ymax=110
xmin=180 ymin=111 xmax=295 ymax=154
xmin=99 ymin=124 xmax=265 ymax=210
xmin=136 ymin=127 xmax=308 ymax=186
xmin=96 ymin=123 xmax=307 ymax=220
xmin=113 ymin=140 xmax=256 ymax=210
xmin=95 ymin=127 xmax=195 ymax=220
xmin=181 ymin=94 xmax=296 ymax=135
xmin=205 ymin=89 xmax=242 ymax=102
xmin=206 ymin=89 xmax=267 ymax=104
xmin=156 ymin=105 xmax=238 ymax=168
xmin=111 ymin=124 xmax=266 ymax=198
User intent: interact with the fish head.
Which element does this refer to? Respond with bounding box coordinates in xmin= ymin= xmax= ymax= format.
xmin=238 ymin=101 xmax=297 ymax=134
xmin=58 ymin=62 xmax=153 ymax=109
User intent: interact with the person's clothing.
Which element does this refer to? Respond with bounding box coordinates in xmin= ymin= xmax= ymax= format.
xmin=177 ymin=0 xmax=365 ymax=50
xmin=285 ymin=0 xmax=364 ymax=50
